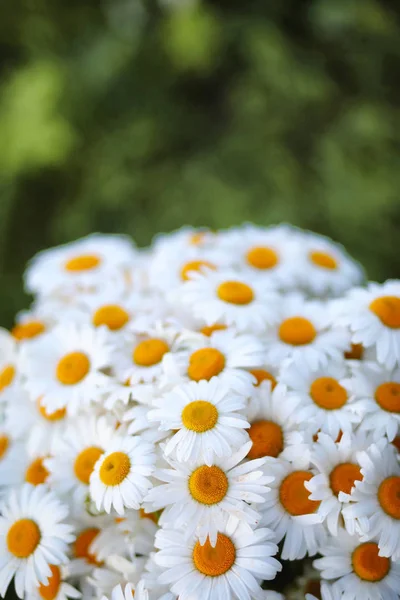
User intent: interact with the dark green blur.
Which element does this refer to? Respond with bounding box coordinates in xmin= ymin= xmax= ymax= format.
xmin=0 ymin=0 xmax=399 ymax=332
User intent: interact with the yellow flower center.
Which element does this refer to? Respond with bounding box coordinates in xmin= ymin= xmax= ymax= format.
xmin=56 ymin=352 xmax=90 ymax=385
xmin=217 ymin=281 xmax=254 ymax=305
xmin=378 ymin=476 xmax=400 ymax=519
xmin=92 ymin=304 xmax=130 ymax=331
xmin=247 ymin=420 xmax=284 ymax=459
xmin=329 ymin=462 xmax=363 ymax=496
xmin=25 ymin=457 xmax=50 ymax=486
xmin=64 ymin=254 xmax=101 ymax=272
xmin=309 ymin=250 xmax=338 ymax=270
xmin=0 ymin=364 xmax=15 ymax=392
xmin=180 ymin=260 xmax=216 ymax=281
xmin=181 ymin=400 xmax=218 ymax=433
xmin=310 ymin=377 xmax=348 ymax=410
xmin=74 ymin=446 xmax=103 ymax=484
xmin=193 ymin=533 xmax=236 ymax=576
xmin=279 ymin=317 xmax=316 ymax=346
xmin=0 ymin=435 xmax=9 ymax=459
xmin=187 ymin=348 xmax=225 ymax=382
xmin=375 ymin=382 xmax=400 ymax=413
xmin=246 ymin=246 xmax=279 ymax=270
xmin=369 ymin=296 xmax=400 ymax=329
xmin=344 ymin=343 xmax=364 ymax=360
xmin=74 ymin=528 xmax=102 ymax=565
xmin=352 ymin=542 xmax=390 ymax=582
xmin=133 ymin=338 xmax=169 ymax=367
xmin=12 ymin=320 xmax=46 ymax=341
xmin=99 ymin=451 xmax=130 ymax=486
xmin=37 ymin=398 xmax=66 ymax=421
xmin=279 ymin=471 xmax=320 ymax=516
xmin=200 ymin=324 xmax=227 ymax=337
xmin=249 ymin=368 xmax=277 ymax=389
xmin=38 ymin=565 xmax=61 ymax=600
xmin=7 ymin=519 xmax=41 ymax=558
xmin=189 ymin=465 xmax=228 ymax=505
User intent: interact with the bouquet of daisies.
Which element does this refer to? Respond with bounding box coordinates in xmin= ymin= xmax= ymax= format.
xmin=0 ymin=224 xmax=399 ymax=600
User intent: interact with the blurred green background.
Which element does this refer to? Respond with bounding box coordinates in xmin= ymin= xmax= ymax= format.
xmin=1 ymin=0 xmax=400 ymax=330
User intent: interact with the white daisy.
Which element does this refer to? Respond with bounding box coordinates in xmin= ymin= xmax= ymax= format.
xmin=306 ymin=432 xmax=372 ymax=536
xmin=259 ymin=457 xmax=326 ymax=560
xmin=100 ymin=581 xmax=148 ymax=600
xmin=0 ymin=484 xmax=75 ymax=599
xmin=148 ymin=378 xmax=250 ymax=466
xmin=280 ymin=358 xmax=360 ymax=440
xmin=336 ymin=280 xmax=400 ymax=369
xmin=154 ymin=522 xmax=282 ymax=600
xmin=345 ymin=361 xmax=400 ymax=442
xmin=262 ymin=295 xmax=350 ymax=370
xmin=25 ymin=564 xmax=81 ymax=600
xmin=313 ymin=528 xmax=400 ymax=600
xmin=342 ymin=443 xmax=400 ymax=560
xmin=25 ymin=233 xmax=136 ymax=297
xmin=245 ymin=382 xmax=309 ymax=462
xmin=90 ymin=434 xmax=156 ymax=515
xmin=68 ymin=521 xmax=107 ymax=578
xmin=163 ymin=328 xmax=263 ymax=395
xmin=45 ymin=416 xmax=115 ymax=509
xmin=144 ymin=441 xmax=272 ymax=546
xmin=179 ymin=268 xmax=280 ymax=331
xmin=22 ymin=324 xmax=112 ymax=415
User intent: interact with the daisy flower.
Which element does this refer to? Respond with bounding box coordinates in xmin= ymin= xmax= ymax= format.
xmin=144 ymin=441 xmax=272 ymax=546
xmin=25 ymin=564 xmax=81 ymax=600
xmin=0 ymin=484 xmax=75 ymax=599
xmin=345 ymin=361 xmax=400 ymax=441
xmin=100 ymin=581 xmax=148 ymax=600
xmin=25 ymin=233 xmax=136 ymax=297
xmin=305 ymin=432 xmax=372 ymax=536
xmin=259 ymin=457 xmax=326 ymax=560
xmin=45 ymin=416 xmax=115 ymax=509
xmin=22 ymin=324 xmax=112 ymax=415
xmin=313 ymin=528 xmax=400 ymax=600
xmin=148 ymin=378 xmax=250 ymax=465
xmin=179 ymin=268 xmax=280 ymax=331
xmin=90 ymin=434 xmax=156 ymax=515
xmin=164 ymin=328 xmax=263 ymax=395
xmin=262 ymin=295 xmax=350 ymax=370
xmin=336 ymin=280 xmax=400 ymax=369
xmin=154 ymin=522 xmax=282 ymax=600
xmin=10 ymin=308 xmax=49 ymax=344
xmin=245 ymin=383 xmax=309 ymax=462
xmin=294 ymin=230 xmax=364 ymax=297
xmin=280 ymin=358 xmax=360 ymax=440
xmin=342 ymin=443 xmax=400 ymax=560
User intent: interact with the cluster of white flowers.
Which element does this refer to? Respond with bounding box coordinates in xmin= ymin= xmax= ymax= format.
xmin=0 ymin=224 xmax=399 ymax=600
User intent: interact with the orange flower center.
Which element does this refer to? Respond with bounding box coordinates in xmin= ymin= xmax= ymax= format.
xmin=187 ymin=348 xmax=225 ymax=382
xmin=133 ymin=338 xmax=169 ymax=367
xmin=309 ymin=251 xmax=338 ymax=270
xmin=369 ymin=296 xmax=400 ymax=329
xmin=64 ymin=254 xmax=101 ymax=272
xmin=352 ymin=542 xmax=390 ymax=582
xmin=246 ymin=246 xmax=278 ymax=270
xmin=310 ymin=377 xmax=348 ymax=410
xmin=56 ymin=352 xmax=90 ymax=385
xmin=74 ymin=446 xmax=103 ymax=484
xmin=0 ymin=364 xmax=15 ymax=392
xmin=249 ymin=368 xmax=277 ymax=389
xmin=0 ymin=435 xmax=9 ymax=459
xmin=7 ymin=519 xmax=41 ymax=558
xmin=279 ymin=471 xmax=320 ymax=516
xmin=189 ymin=465 xmax=228 ymax=505
xmin=25 ymin=457 xmax=50 ymax=486
xmin=378 ymin=476 xmax=400 ymax=519
xmin=329 ymin=463 xmax=363 ymax=496
xmin=278 ymin=317 xmax=316 ymax=346
xmin=12 ymin=320 xmax=46 ymax=341
xmin=180 ymin=260 xmax=216 ymax=281
xmin=37 ymin=398 xmax=66 ymax=421
xmin=38 ymin=565 xmax=61 ymax=600
xmin=99 ymin=451 xmax=130 ymax=486
xmin=344 ymin=343 xmax=364 ymax=360
xmin=74 ymin=528 xmax=102 ymax=565
xmin=375 ymin=382 xmax=400 ymax=413
xmin=92 ymin=304 xmax=129 ymax=331
xmin=199 ymin=324 xmax=227 ymax=337
xmin=193 ymin=533 xmax=236 ymax=576
xmin=247 ymin=420 xmax=284 ymax=459
xmin=217 ymin=281 xmax=254 ymax=305
xmin=182 ymin=400 xmax=218 ymax=433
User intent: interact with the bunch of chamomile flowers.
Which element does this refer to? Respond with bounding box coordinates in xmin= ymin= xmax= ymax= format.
xmin=0 ymin=224 xmax=399 ymax=600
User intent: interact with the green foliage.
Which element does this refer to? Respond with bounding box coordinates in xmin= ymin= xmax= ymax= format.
xmin=0 ymin=0 xmax=400 ymax=329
